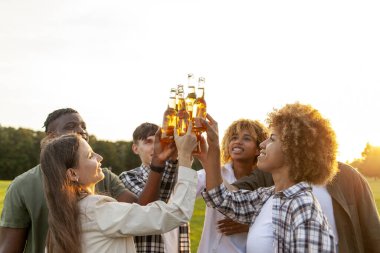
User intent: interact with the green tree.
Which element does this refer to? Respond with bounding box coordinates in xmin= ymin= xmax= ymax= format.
xmin=351 ymin=143 xmax=380 ymax=179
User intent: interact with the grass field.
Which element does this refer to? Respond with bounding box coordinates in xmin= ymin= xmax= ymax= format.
xmin=1 ymin=179 xmax=380 ymax=252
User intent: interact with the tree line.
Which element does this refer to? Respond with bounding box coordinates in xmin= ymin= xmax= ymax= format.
xmin=0 ymin=125 xmax=202 ymax=180
xmin=0 ymin=125 xmax=378 ymax=180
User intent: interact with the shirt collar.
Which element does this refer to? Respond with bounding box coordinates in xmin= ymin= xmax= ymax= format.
xmin=277 ymin=181 xmax=312 ymax=198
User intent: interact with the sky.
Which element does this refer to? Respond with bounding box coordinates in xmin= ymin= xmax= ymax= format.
xmin=1 ymin=0 xmax=380 ymax=162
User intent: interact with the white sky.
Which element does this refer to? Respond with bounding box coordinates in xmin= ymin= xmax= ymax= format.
xmin=1 ymin=0 xmax=380 ymax=162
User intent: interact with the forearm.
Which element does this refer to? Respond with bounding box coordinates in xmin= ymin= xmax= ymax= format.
xmin=0 ymin=227 xmax=27 ymax=253
xmin=205 ymin=145 xmax=222 ymax=190
xmin=138 ymin=170 xmax=164 ymax=205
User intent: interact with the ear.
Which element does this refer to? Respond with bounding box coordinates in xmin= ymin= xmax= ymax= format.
xmin=66 ymin=168 xmax=79 ymax=182
xmin=132 ymin=143 xmax=140 ymax=155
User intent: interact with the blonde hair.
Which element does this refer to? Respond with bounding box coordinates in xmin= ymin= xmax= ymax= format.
xmin=221 ymin=119 xmax=269 ymax=165
xmin=267 ymin=102 xmax=338 ymax=184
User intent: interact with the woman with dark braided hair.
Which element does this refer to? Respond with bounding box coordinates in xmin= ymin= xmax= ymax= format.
xmin=40 ymin=125 xmax=200 ymax=253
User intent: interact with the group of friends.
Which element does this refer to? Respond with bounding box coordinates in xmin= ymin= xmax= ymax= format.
xmin=0 ymin=103 xmax=379 ymax=253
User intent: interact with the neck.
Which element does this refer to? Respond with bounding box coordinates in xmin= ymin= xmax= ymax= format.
xmin=81 ymin=184 xmax=96 ymax=195
xmin=271 ymin=166 xmax=295 ymax=192
xmin=231 ymin=160 xmax=255 ymax=180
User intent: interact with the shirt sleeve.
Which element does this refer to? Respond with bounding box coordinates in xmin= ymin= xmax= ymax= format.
xmin=0 ymin=180 xmax=30 ymax=228
xmin=91 ymin=166 xmax=197 ymax=237
xmin=119 ymin=168 xmax=145 ymax=196
xmin=158 ymin=160 xmax=178 ymax=202
xmin=354 ymin=170 xmax=380 ymax=252
xmin=202 ymin=184 xmax=265 ymax=225
xmin=196 ymin=169 xmax=206 ymax=198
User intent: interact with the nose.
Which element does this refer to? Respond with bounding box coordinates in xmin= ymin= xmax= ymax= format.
xmin=259 ymin=139 xmax=267 ymax=149
xmin=96 ymin=153 xmax=103 ymax=162
xmin=76 ymin=127 xmax=88 ymax=141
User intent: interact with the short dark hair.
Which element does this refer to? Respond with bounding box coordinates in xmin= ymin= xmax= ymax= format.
xmin=133 ymin=123 xmax=159 ymax=143
xmin=43 ymin=108 xmax=78 ymax=133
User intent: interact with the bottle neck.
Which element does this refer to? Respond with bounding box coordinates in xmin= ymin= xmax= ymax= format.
xmin=168 ymin=97 xmax=176 ymax=109
xmin=187 ymin=86 xmax=196 ymax=96
xmin=197 ymin=87 xmax=205 ymax=98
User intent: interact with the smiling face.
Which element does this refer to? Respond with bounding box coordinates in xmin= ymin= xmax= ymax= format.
xmin=228 ymin=130 xmax=260 ymax=163
xmin=71 ymin=138 xmax=104 ymax=188
xmin=257 ymin=127 xmax=287 ymax=173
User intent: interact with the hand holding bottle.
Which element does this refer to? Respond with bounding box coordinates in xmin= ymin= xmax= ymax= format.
xmin=174 ymin=122 xmax=197 ymax=168
xmin=151 ymin=127 xmax=176 ymax=167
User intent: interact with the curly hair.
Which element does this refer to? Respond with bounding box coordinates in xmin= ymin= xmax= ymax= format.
xmin=221 ymin=119 xmax=269 ymax=165
xmin=266 ymin=102 xmax=338 ymax=185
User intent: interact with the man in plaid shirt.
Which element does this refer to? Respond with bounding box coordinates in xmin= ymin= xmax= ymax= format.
xmin=119 ymin=123 xmax=190 ymax=253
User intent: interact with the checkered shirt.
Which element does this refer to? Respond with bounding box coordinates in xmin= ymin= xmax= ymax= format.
xmin=202 ymin=181 xmax=336 ymax=253
xmin=119 ymin=160 xmax=190 ymax=253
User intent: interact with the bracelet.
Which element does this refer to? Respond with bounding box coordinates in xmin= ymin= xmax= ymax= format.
xmin=149 ymin=164 xmax=166 ymax=173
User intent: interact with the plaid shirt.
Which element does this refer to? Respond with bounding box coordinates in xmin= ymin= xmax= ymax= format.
xmin=119 ymin=160 xmax=190 ymax=253
xmin=203 ymin=182 xmax=336 ymax=253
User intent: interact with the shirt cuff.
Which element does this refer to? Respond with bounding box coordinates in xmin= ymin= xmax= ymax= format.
xmin=177 ymin=166 xmax=197 ymax=183
xmin=201 ymin=183 xmax=227 ymax=208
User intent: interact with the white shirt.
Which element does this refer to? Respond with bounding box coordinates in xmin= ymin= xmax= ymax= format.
xmin=163 ymin=228 xmax=179 ymax=253
xmin=247 ymin=195 xmax=274 ymax=253
xmin=196 ymin=163 xmax=247 ymax=253
xmin=78 ymin=166 xmax=197 ymax=253
xmin=312 ymin=185 xmax=339 ymax=250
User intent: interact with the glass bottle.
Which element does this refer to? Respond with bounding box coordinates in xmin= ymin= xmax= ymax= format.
xmin=161 ymin=88 xmax=177 ymax=143
xmin=176 ymin=84 xmax=184 ymax=111
xmin=192 ymin=77 xmax=207 ymax=132
xmin=176 ymin=85 xmax=190 ymax=136
xmin=185 ymin=73 xmax=196 ymax=120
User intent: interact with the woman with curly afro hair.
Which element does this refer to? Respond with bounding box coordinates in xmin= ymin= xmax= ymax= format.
xmin=201 ymin=103 xmax=338 ymax=253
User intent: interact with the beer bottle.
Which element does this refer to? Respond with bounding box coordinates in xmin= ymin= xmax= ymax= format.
xmin=161 ymin=88 xmax=177 ymax=143
xmin=185 ymin=73 xmax=196 ymax=120
xmin=176 ymin=85 xmax=190 ymax=136
xmin=192 ymin=77 xmax=207 ymax=132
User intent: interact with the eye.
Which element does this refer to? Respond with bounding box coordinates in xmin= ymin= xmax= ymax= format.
xmin=231 ymin=136 xmax=238 ymax=141
xmin=244 ymin=136 xmax=253 ymax=141
xmin=64 ymin=123 xmax=75 ymax=130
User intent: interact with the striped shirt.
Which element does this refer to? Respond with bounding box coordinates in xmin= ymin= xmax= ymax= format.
xmin=119 ymin=160 xmax=190 ymax=253
xmin=202 ymin=182 xmax=336 ymax=253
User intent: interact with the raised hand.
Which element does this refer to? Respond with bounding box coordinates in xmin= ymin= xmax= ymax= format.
xmin=151 ymin=127 xmax=176 ymax=167
xmin=174 ymin=122 xmax=197 ymax=168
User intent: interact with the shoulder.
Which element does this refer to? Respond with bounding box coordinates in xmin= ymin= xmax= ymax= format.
xmin=8 ymin=165 xmax=42 ymax=191
xmin=79 ymin=194 xmax=117 ymax=210
xmin=331 ymin=162 xmax=369 ymax=188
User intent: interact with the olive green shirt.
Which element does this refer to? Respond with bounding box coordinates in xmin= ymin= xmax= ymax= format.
xmin=233 ymin=163 xmax=380 ymax=253
xmin=0 ymin=165 xmax=127 ymax=253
